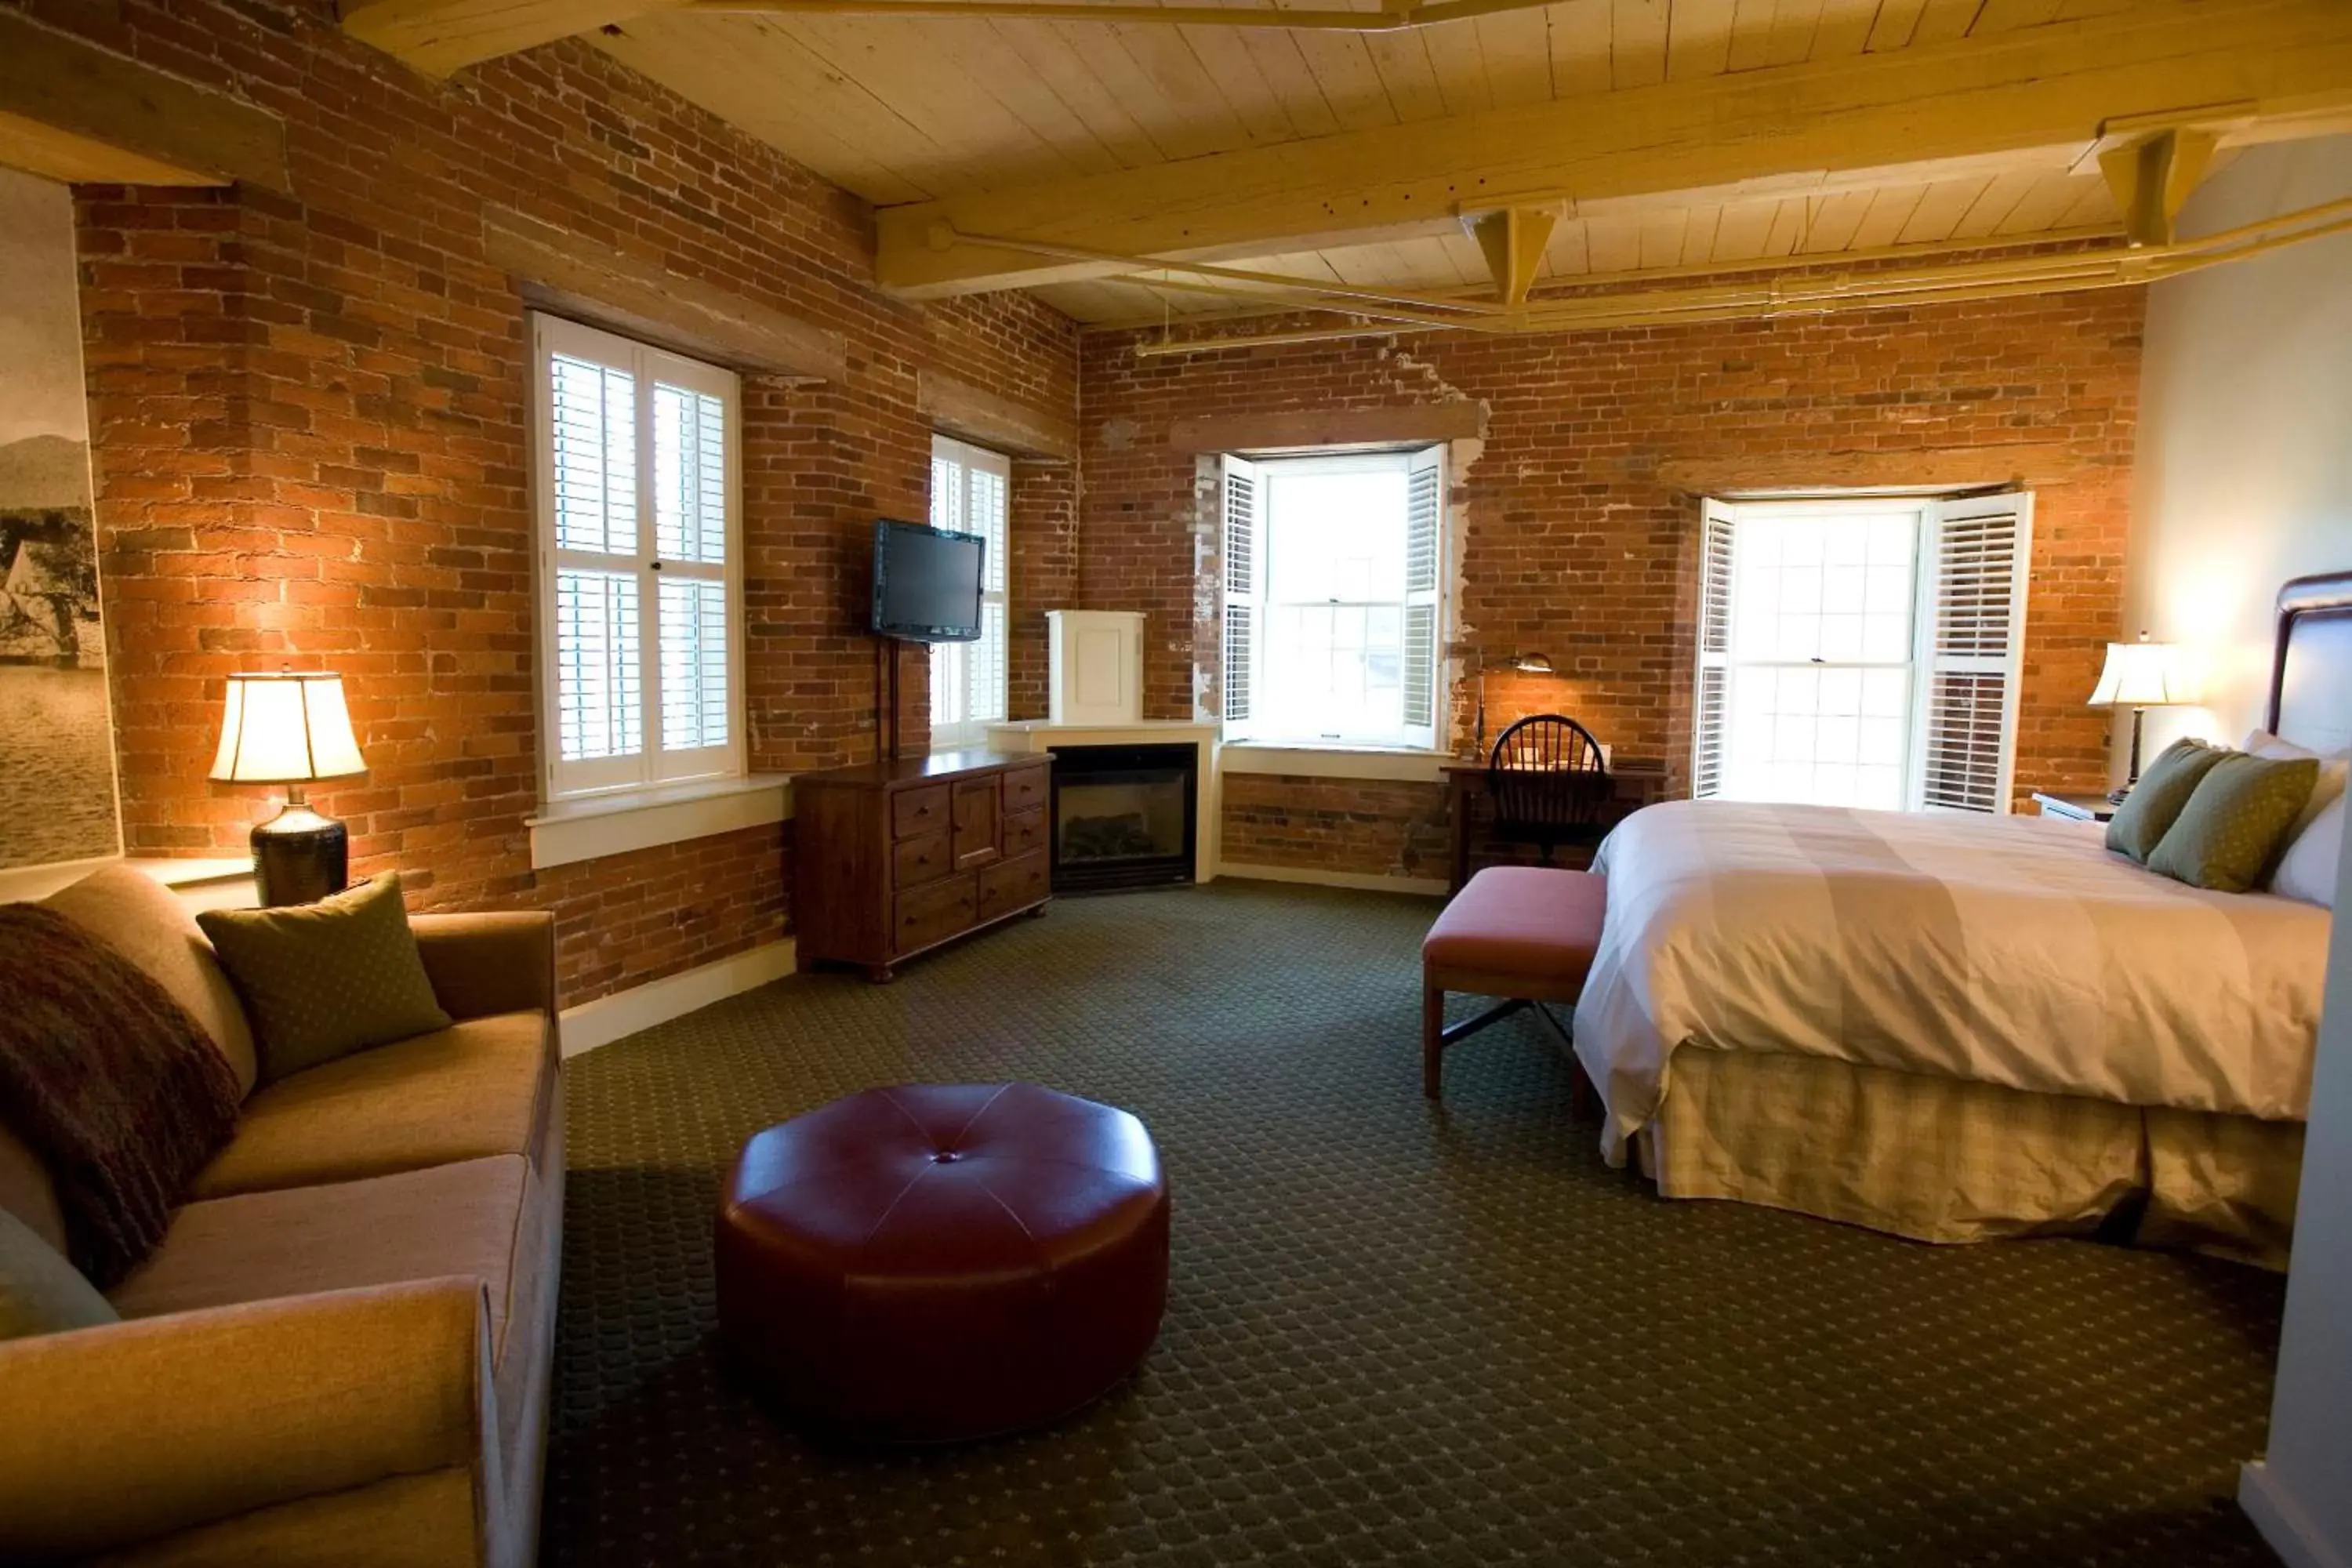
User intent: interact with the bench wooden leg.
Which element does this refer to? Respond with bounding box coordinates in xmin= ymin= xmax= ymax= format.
xmin=1422 ymin=982 xmax=1446 ymax=1099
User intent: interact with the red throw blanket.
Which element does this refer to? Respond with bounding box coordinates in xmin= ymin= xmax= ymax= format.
xmin=0 ymin=904 xmax=242 ymax=1287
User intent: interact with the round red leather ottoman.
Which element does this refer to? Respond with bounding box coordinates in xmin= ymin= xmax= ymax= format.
xmin=715 ymin=1082 xmax=1169 ymax=1443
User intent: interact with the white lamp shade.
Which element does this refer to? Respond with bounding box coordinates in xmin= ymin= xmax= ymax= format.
xmin=2088 ymin=641 xmax=2190 ymax=708
xmin=209 ymin=673 xmax=366 ymax=783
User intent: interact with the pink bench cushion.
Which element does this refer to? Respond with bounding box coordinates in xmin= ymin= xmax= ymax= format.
xmin=1422 ymin=866 xmax=1606 ymax=982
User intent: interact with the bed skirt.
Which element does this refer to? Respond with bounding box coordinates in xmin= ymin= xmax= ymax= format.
xmin=1634 ymin=1049 xmax=2306 ymax=1270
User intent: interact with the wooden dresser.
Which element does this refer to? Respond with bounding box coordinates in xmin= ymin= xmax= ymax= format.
xmin=792 ymin=750 xmax=1052 ymax=982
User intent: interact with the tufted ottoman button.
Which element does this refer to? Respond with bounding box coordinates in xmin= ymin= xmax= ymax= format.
xmin=715 ymin=1082 xmax=1170 ymax=1443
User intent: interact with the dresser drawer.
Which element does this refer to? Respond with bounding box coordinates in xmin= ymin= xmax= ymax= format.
xmin=893 ymin=830 xmax=952 ymax=889
xmin=976 ymin=851 xmax=1050 ymax=921
xmin=891 ymin=785 xmax=951 ymax=840
xmin=952 ymin=778 xmax=1001 ymax=869
xmin=1004 ymin=807 xmax=1047 ymax=858
xmin=894 ymin=874 xmax=975 ymax=956
xmin=1002 ymin=763 xmax=1050 ymax=817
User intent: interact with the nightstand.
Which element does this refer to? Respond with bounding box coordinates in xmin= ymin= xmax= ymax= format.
xmin=2031 ymin=791 xmax=2116 ymax=823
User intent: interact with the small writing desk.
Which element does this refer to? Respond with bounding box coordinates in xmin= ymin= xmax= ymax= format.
xmin=1443 ymin=758 xmax=1670 ymax=893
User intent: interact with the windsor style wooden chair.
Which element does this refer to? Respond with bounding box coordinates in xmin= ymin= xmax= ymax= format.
xmin=1485 ymin=714 xmax=1612 ymax=866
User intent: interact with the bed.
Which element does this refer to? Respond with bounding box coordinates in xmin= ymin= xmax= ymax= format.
xmin=1571 ymin=572 xmax=2351 ymax=1268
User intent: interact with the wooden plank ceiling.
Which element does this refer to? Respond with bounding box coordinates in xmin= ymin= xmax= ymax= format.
xmin=590 ymin=0 xmax=2141 ymax=323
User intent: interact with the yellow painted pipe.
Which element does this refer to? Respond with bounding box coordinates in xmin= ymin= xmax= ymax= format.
xmin=1127 ymin=205 xmax=2352 ymax=355
xmin=688 ymin=0 xmax=1560 ymax=29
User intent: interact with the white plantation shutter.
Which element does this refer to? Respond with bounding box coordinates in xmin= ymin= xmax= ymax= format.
xmin=1400 ymin=445 xmax=1444 ymax=750
xmin=554 ymin=570 xmax=640 ymax=768
xmin=1911 ymin=492 xmax=2033 ymax=813
xmin=968 ymin=459 xmax=1008 ymax=728
xmin=1220 ymin=453 xmax=1262 ymax=741
xmin=533 ymin=314 xmax=742 ymax=798
xmin=1691 ymin=499 xmax=1736 ymax=799
xmin=549 ymin=355 xmax=636 ymax=555
xmin=926 ymin=435 xmax=1011 ymax=746
xmin=657 ymin=576 xmax=729 ymax=753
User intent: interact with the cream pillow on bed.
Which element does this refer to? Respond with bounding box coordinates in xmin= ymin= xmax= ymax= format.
xmin=2270 ymin=795 xmax=2343 ymax=909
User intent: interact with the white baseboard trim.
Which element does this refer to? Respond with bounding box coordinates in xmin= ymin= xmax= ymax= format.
xmin=1218 ymin=862 xmax=1448 ymax=898
xmin=2241 ymin=1461 xmax=2348 ymax=1568
xmin=559 ymin=939 xmax=798 ymax=1058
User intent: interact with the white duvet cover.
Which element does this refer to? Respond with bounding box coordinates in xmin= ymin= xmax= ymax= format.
xmin=1572 ymin=800 xmax=2331 ymax=1162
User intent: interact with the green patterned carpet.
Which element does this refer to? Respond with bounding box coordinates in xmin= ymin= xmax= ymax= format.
xmin=546 ymin=881 xmax=2285 ymax=1566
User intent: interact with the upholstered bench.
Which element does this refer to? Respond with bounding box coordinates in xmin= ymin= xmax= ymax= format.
xmin=1421 ymin=866 xmax=1608 ymax=1100
xmin=715 ymin=1082 xmax=1169 ymax=1443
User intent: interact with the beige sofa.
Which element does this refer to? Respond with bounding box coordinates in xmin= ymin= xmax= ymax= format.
xmin=0 ymin=867 xmax=563 ymax=1568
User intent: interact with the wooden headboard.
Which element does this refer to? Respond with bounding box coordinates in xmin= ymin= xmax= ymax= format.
xmin=2269 ymin=571 xmax=2352 ymax=752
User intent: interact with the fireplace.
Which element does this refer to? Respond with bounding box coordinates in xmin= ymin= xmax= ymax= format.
xmin=1051 ymin=742 xmax=1198 ymax=894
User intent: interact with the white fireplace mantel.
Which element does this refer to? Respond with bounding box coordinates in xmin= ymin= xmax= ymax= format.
xmin=983 ymin=720 xmax=1219 ymax=882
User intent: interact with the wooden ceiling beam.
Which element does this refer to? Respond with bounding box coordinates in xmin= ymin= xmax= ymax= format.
xmin=873 ymin=0 xmax=2352 ymax=298
xmin=916 ymin=371 xmax=1078 ymax=461
xmin=339 ymin=0 xmax=696 ymax=78
xmin=483 ymin=206 xmax=846 ymax=380
xmin=0 ymin=10 xmax=287 ymax=189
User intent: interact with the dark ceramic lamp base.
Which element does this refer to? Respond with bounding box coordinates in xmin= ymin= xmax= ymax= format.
xmin=252 ymin=786 xmax=348 ymax=907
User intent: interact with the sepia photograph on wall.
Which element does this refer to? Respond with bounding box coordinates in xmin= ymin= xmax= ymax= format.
xmin=0 ymin=166 xmax=121 ymax=870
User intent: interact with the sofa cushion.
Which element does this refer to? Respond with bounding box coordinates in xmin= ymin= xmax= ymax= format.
xmin=192 ymin=1012 xmax=553 ymax=1200
xmin=110 ymin=1156 xmax=528 ymax=1363
xmin=0 ymin=904 xmax=246 ymax=1288
xmin=0 ymin=1205 xmax=118 ymax=1341
xmin=0 ymin=1123 xmax=66 ymax=1255
xmin=198 ymin=874 xmax=453 ymax=1087
xmin=42 ymin=866 xmax=259 ymax=1096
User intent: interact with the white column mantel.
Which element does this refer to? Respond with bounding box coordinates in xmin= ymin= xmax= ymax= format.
xmin=984 ymin=720 xmax=1220 ymax=883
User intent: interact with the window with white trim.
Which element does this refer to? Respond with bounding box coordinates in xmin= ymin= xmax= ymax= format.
xmin=532 ymin=313 xmax=743 ymax=800
xmin=1221 ymin=447 xmax=1446 ymax=750
xmin=1692 ymin=492 xmax=2034 ymax=812
xmin=927 ymin=434 xmax=1011 ymax=748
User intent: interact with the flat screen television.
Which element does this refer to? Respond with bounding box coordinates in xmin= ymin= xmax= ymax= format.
xmin=871 ymin=518 xmax=984 ymax=642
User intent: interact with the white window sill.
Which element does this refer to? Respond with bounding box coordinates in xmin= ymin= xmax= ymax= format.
xmin=1217 ymin=743 xmax=1452 ymax=783
xmin=527 ymin=773 xmax=792 ymax=870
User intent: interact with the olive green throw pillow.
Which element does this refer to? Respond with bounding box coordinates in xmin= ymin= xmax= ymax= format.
xmin=2104 ymin=739 xmax=2224 ymax=863
xmin=2147 ymin=753 xmax=2322 ymax=894
xmin=198 ymin=873 xmax=452 ymax=1086
xmin=0 ymin=1205 xmax=117 ymax=1341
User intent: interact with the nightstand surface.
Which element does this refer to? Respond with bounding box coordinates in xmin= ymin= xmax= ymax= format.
xmin=2032 ymin=790 xmax=2117 ymax=823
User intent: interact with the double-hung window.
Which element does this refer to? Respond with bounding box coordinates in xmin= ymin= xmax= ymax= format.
xmin=532 ymin=313 xmax=743 ymax=800
xmin=1692 ymin=492 xmax=2033 ymax=812
xmin=1221 ymin=447 xmax=1446 ymax=751
xmin=927 ymin=434 xmax=1011 ymax=748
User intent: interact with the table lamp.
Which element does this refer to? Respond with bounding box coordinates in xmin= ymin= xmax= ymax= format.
xmin=210 ymin=671 xmax=367 ymax=906
xmin=2088 ymin=633 xmax=2189 ymax=804
xmin=1474 ymin=652 xmax=1554 ymax=759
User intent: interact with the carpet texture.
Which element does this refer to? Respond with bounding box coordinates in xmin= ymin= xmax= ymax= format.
xmin=546 ymin=882 xmax=2286 ymax=1566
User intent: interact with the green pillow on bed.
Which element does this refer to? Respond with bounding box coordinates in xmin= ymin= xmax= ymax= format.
xmin=2104 ymin=739 xmax=2223 ymax=862
xmin=2147 ymin=753 xmax=2321 ymax=893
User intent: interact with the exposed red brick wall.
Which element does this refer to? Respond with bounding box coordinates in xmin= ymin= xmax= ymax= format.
xmin=1221 ymin=775 xmax=1450 ymax=883
xmin=52 ymin=0 xmax=1077 ymax=1005
xmin=1007 ymin=461 xmax=1080 ymax=721
xmin=1077 ymin=297 xmax=2143 ymax=875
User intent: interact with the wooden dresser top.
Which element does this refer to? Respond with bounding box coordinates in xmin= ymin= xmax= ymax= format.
xmin=796 ymin=750 xmax=1044 ymax=791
